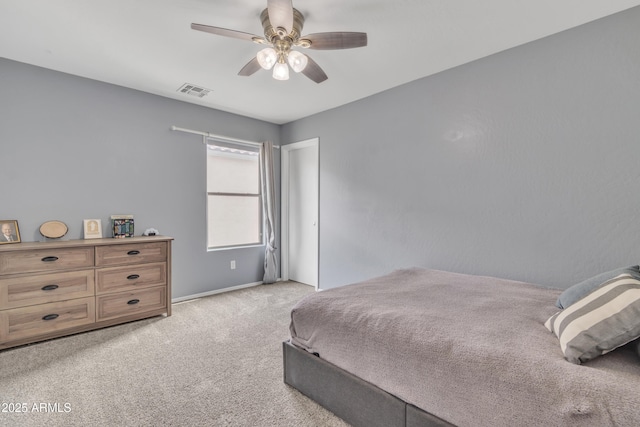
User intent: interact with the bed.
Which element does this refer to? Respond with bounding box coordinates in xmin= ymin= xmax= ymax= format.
xmin=283 ymin=267 xmax=640 ymax=427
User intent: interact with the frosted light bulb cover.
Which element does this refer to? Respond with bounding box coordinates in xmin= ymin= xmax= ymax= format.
xmin=256 ymin=48 xmax=277 ymax=70
xmin=272 ymin=62 xmax=290 ymax=80
xmin=287 ymin=51 xmax=308 ymax=73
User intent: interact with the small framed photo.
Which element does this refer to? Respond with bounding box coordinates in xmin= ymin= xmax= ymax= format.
xmin=0 ymin=220 xmax=21 ymax=244
xmin=83 ymin=219 xmax=103 ymax=239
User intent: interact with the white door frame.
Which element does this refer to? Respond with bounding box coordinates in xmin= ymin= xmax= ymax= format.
xmin=281 ymin=137 xmax=319 ymax=289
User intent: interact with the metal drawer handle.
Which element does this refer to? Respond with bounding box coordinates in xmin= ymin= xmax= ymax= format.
xmin=42 ymin=314 xmax=59 ymax=321
xmin=127 ymin=250 xmax=140 ymax=256
xmin=41 ymin=256 xmax=59 ymax=262
xmin=41 ymin=284 xmax=59 ymax=291
xmin=127 ymin=299 xmax=140 ymax=305
xmin=127 ymin=274 xmax=140 ymax=280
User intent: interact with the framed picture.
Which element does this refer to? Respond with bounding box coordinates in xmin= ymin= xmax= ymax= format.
xmin=111 ymin=214 xmax=134 ymax=238
xmin=0 ymin=220 xmax=21 ymax=244
xmin=83 ymin=219 xmax=103 ymax=239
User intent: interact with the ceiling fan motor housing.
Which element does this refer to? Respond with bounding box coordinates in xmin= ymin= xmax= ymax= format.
xmin=260 ymin=8 xmax=309 ymax=46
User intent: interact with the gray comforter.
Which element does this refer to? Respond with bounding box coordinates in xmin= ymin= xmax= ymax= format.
xmin=289 ymin=268 xmax=640 ymax=426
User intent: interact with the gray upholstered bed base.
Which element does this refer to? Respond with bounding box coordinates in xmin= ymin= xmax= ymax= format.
xmin=283 ymin=341 xmax=454 ymax=427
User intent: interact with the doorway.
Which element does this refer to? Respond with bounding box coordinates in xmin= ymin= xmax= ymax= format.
xmin=281 ymin=138 xmax=319 ymax=289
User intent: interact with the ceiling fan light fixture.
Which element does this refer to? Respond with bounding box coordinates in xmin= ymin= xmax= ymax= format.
xmin=287 ymin=50 xmax=308 ymax=72
xmin=272 ymin=62 xmax=290 ymax=80
xmin=192 ymin=1 xmax=368 ymax=84
xmin=256 ymin=47 xmax=277 ymax=70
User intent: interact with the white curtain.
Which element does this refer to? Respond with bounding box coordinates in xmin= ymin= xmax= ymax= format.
xmin=261 ymin=140 xmax=278 ymax=283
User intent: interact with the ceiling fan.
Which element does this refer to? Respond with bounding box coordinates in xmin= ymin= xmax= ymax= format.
xmin=191 ymin=0 xmax=367 ymax=83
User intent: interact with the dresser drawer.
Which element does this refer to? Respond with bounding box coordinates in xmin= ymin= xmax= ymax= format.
xmin=0 ymin=297 xmax=95 ymax=343
xmin=96 ymin=286 xmax=167 ymax=321
xmin=0 ymin=270 xmax=95 ymax=310
xmin=0 ymin=247 xmax=94 ymax=275
xmin=95 ymin=242 xmax=167 ymax=267
xmin=95 ymin=262 xmax=166 ymax=295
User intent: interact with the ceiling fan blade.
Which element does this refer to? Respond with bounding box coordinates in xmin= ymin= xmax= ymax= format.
xmin=267 ymin=0 xmax=293 ymax=34
xmin=191 ymin=23 xmax=263 ymax=43
xmin=301 ymin=55 xmax=328 ymax=84
xmin=302 ymin=32 xmax=368 ymax=50
xmin=238 ymin=57 xmax=262 ymax=76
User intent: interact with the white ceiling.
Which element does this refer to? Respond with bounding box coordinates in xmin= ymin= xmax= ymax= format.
xmin=2 ymin=0 xmax=639 ymax=125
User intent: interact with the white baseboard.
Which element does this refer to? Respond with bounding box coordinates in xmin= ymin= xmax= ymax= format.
xmin=171 ymin=279 xmax=281 ymax=304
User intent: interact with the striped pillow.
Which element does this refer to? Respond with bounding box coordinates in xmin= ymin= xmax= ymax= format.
xmin=555 ymin=265 xmax=640 ymax=309
xmin=545 ymin=274 xmax=640 ymax=364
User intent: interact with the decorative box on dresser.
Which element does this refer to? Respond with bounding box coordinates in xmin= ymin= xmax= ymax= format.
xmin=0 ymin=235 xmax=172 ymax=350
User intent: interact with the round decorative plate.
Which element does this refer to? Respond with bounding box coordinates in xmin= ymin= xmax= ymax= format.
xmin=39 ymin=220 xmax=68 ymax=239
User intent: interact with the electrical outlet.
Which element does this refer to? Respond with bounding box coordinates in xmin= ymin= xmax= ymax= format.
xmin=230 ymin=260 xmax=236 ymax=270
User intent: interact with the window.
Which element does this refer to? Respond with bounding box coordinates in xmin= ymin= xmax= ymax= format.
xmin=206 ymin=140 xmax=262 ymax=249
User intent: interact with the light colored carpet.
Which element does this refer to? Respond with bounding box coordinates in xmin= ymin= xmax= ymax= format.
xmin=0 ymin=281 xmax=349 ymax=426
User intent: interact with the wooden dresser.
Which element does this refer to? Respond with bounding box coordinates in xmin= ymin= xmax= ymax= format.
xmin=0 ymin=236 xmax=172 ymax=350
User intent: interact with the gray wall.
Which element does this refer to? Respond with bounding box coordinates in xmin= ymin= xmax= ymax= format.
xmin=282 ymin=7 xmax=640 ymax=290
xmin=0 ymin=58 xmax=280 ymax=299
xmin=3 ymin=6 xmax=639 ymax=296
